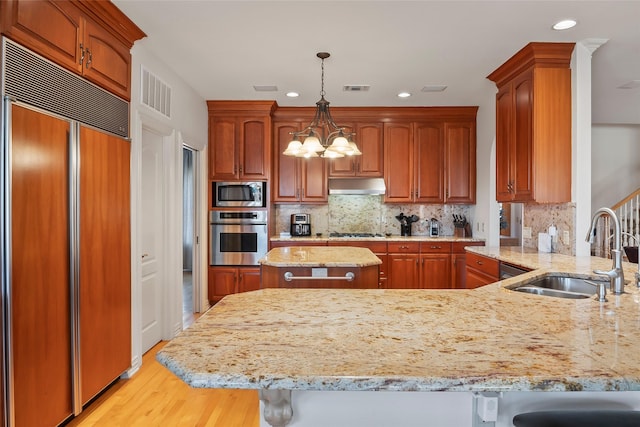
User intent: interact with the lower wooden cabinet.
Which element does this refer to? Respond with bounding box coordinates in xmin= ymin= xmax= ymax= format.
xmin=465 ymin=252 xmax=500 ymax=288
xmin=451 ymin=241 xmax=486 ymax=289
xmin=208 ymin=266 xmax=260 ymax=304
xmin=261 ymin=265 xmax=379 ymax=289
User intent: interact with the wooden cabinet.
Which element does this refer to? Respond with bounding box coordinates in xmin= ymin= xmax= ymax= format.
xmin=328 ymin=241 xmax=387 ymax=288
xmin=208 ymin=266 xmax=260 ymax=304
xmin=487 ymin=42 xmax=574 ymax=203
xmin=329 ymin=122 xmax=384 ymax=177
xmin=272 ymin=121 xmax=328 ymax=203
xmin=207 ymin=101 xmax=275 ymax=181
xmin=444 ymin=121 xmax=476 ymax=204
xmin=387 ymin=242 xmax=420 ymax=289
xmin=384 ymin=113 xmax=477 ymax=204
xmin=0 ymin=0 xmax=144 ymax=100
xmin=419 ymin=242 xmax=451 ymax=289
xmin=261 ymin=265 xmax=379 ymax=289
xmin=465 ymin=252 xmax=500 ymax=289
xmin=451 ymin=241 xmax=485 ymax=289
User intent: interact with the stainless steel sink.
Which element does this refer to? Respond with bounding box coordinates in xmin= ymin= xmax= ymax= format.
xmin=506 ymin=275 xmax=605 ymax=299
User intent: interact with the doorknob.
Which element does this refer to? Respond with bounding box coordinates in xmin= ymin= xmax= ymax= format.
xmin=141 ymin=253 xmax=149 ymax=259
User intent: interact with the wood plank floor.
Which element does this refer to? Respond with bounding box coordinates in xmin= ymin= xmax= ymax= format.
xmin=67 ymin=341 xmax=260 ymax=426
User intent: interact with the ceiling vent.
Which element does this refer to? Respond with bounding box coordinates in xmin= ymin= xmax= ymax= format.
xmin=141 ymin=66 xmax=172 ymax=118
xmin=421 ymin=85 xmax=447 ymax=92
xmin=343 ymin=85 xmax=370 ymax=92
xmin=253 ymin=85 xmax=278 ymax=92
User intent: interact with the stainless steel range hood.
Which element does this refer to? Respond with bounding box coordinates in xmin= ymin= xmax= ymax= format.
xmin=328 ymin=178 xmax=386 ymax=195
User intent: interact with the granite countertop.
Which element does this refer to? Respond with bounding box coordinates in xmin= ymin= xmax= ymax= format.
xmin=270 ymin=235 xmax=485 ymax=243
xmin=157 ymin=247 xmax=640 ymax=393
xmin=259 ymin=246 xmax=382 ymax=267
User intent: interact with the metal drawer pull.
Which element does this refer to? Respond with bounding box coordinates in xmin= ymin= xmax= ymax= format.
xmin=284 ymin=272 xmax=355 ymax=281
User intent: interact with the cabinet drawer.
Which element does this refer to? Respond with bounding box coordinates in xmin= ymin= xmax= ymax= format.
xmin=451 ymin=241 xmax=485 ymax=254
xmin=388 ymin=241 xmax=420 ymax=253
xmin=328 ymin=241 xmax=387 ymax=253
xmin=465 ymin=252 xmax=499 ymax=277
xmin=420 ymin=242 xmax=451 ymax=253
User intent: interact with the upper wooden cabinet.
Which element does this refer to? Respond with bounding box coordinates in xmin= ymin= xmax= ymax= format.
xmin=383 ymin=108 xmax=477 ymax=204
xmin=329 ymin=122 xmax=384 ymax=177
xmin=0 ymin=0 xmax=145 ymax=100
xmin=207 ymin=101 xmax=276 ymax=181
xmin=487 ymin=42 xmax=574 ymax=203
xmin=272 ymin=121 xmax=328 ymax=203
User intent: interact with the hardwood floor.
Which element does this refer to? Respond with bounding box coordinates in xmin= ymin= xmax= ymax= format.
xmin=67 ymin=341 xmax=260 ymax=426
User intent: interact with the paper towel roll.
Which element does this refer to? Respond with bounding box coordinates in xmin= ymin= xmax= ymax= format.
xmin=538 ymin=232 xmax=552 ymax=253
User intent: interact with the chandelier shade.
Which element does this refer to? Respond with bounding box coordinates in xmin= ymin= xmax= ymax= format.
xmin=283 ymin=52 xmax=361 ymax=158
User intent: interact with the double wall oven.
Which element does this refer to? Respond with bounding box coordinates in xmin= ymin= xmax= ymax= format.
xmin=209 ymin=179 xmax=268 ymax=266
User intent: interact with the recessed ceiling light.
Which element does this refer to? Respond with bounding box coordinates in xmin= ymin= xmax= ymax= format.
xmin=253 ymin=85 xmax=278 ymax=92
xmin=553 ymin=19 xmax=577 ymax=30
xmin=397 ymin=92 xmax=411 ymax=98
xmin=421 ymin=85 xmax=447 ymax=93
xmin=286 ymin=91 xmax=300 ymax=98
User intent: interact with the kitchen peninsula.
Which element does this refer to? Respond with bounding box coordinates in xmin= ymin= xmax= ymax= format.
xmin=259 ymin=246 xmax=381 ymax=289
xmin=157 ymin=248 xmax=640 ymax=427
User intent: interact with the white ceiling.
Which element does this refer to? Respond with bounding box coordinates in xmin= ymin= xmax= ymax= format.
xmin=114 ymin=0 xmax=640 ymax=124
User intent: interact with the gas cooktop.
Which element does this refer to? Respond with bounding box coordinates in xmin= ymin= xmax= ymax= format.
xmin=329 ymin=232 xmax=385 ymax=238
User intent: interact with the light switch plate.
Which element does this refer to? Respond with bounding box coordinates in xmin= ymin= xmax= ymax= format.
xmin=523 ymin=226 xmax=532 ymax=239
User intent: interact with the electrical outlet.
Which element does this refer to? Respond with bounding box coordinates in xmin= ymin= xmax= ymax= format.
xmin=562 ymin=230 xmax=570 ymax=245
xmin=523 ymin=226 xmax=532 ymax=239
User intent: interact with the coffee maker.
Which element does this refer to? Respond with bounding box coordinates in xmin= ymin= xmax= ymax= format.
xmin=290 ymin=213 xmax=311 ymax=237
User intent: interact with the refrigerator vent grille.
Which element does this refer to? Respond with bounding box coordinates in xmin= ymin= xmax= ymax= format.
xmin=3 ymin=39 xmax=129 ymax=138
xmin=141 ymin=66 xmax=172 ymax=118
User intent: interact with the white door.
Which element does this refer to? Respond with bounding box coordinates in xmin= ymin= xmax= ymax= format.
xmin=140 ymin=127 xmax=165 ymax=353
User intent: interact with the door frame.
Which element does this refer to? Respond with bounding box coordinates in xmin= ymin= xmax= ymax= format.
xmin=128 ymin=111 xmax=178 ymax=376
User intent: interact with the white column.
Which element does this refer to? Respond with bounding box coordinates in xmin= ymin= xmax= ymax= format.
xmin=573 ymin=39 xmax=608 ymax=257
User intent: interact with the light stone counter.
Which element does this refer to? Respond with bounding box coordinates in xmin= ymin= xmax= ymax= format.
xmin=259 ymin=246 xmax=382 ymax=268
xmin=157 ymin=247 xmax=640 ymax=426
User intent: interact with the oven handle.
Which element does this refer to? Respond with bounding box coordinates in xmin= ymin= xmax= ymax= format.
xmin=283 ymin=272 xmax=355 ymax=282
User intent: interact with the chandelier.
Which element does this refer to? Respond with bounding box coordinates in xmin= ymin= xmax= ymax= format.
xmin=283 ymin=52 xmax=361 ymax=158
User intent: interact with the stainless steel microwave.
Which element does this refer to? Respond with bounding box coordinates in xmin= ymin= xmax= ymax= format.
xmin=213 ymin=181 xmax=266 ymax=208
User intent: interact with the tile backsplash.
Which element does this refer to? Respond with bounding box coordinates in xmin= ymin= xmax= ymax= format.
xmin=522 ymin=202 xmax=575 ymax=255
xmin=274 ymin=195 xmax=473 ymax=237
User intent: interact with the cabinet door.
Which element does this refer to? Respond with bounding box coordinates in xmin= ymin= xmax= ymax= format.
xmin=466 ymin=268 xmax=497 ymax=289
xmin=79 ymin=126 xmax=131 ymax=404
xmin=451 ymin=253 xmax=467 ymax=289
xmin=273 ymin=122 xmax=301 ymax=202
xmin=420 ymin=254 xmax=451 ymax=289
xmin=209 ymin=117 xmax=238 ymax=180
xmin=329 ymin=123 xmax=383 ymax=177
xmin=82 ymin=16 xmax=131 ymax=100
xmin=355 ymin=123 xmax=384 ymax=176
xmin=238 ymin=268 xmax=261 ymax=293
xmin=444 ymin=121 xmax=476 ymax=204
xmin=495 ymin=85 xmax=513 ymax=202
xmin=0 ymin=0 xmax=83 ymax=75
xmin=383 ymin=123 xmax=413 ymax=202
xmin=11 ymin=105 xmax=74 ymax=426
xmin=388 ymin=254 xmax=420 ymax=288
xmin=239 ymin=118 xmax=269 ymax=179
xmin=300 ymin=157 xmax=328 ymax=203
xmin=208 ymin=267 xmax=237 ymax=303
xmin=512 ymin=72 xmax=534 ymax=201
xmin=414 ymin=122 xmax=444 ymax=203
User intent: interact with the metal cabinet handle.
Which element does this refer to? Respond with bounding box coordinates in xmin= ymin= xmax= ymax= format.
xmin=284 ymin=272 xmax=354 ymax=282
xmin=430 ymin=246 xmax=441 ymax=249
xmin=79 ymin=43 xmax=85 ymax=65
xmin=86 ymin=48 xmax=92 ymax=68
xmin=476 ymin=260 xmax=484 ymax=265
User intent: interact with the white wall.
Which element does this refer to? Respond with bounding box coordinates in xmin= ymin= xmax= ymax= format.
xmin=128 ymin=38 xmax=208 ymax=374
xmin=591 ymin=124 xmax=640 ymax=210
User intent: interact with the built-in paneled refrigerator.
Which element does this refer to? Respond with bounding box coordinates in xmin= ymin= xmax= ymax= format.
xmin=1 ymin=39 xmax=131 ymax=426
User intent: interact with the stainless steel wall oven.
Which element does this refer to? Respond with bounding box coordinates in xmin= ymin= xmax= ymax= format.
xmin=209 ymin=210 xmax=268 ymax=266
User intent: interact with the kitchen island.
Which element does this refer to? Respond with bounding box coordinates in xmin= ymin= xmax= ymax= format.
xmin=259 ymin=246 xmax=381 ymax=289
xmin=157 ymin=249 xmax=640 ymax=427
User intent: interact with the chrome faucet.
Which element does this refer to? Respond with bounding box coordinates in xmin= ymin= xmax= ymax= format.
xmin=586 ymin=207 xmax=625 ymax=294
